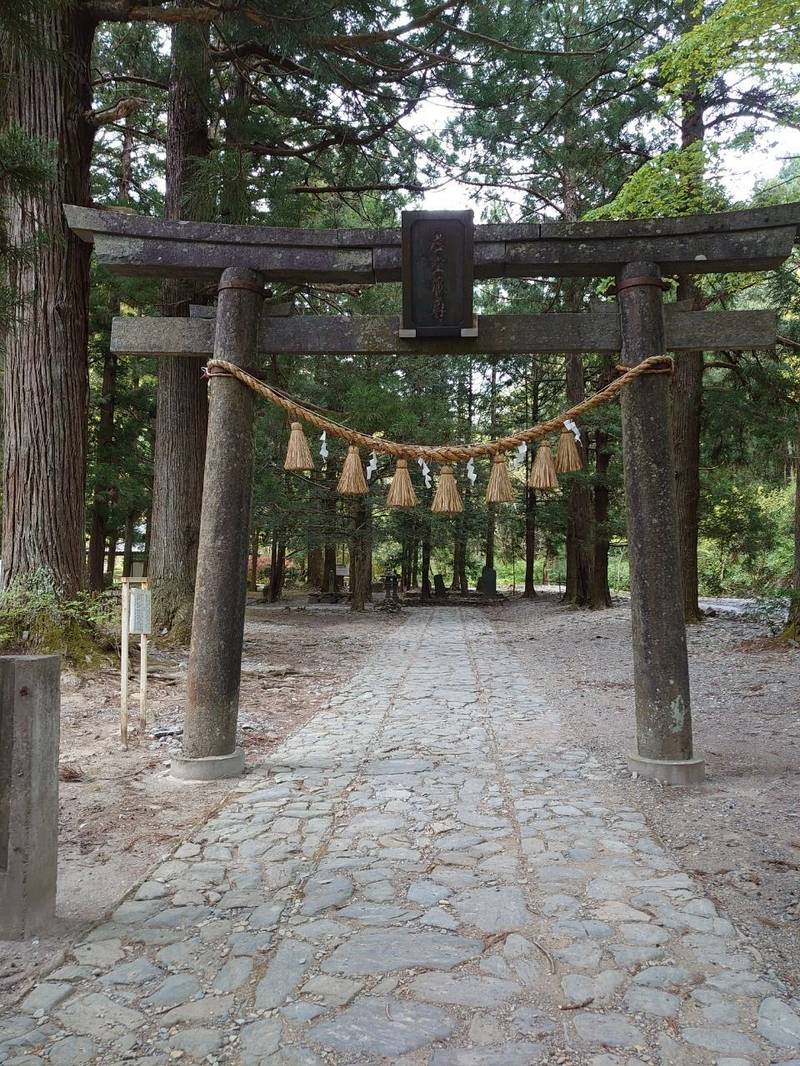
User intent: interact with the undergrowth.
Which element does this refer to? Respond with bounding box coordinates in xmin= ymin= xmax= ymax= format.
xmin=0 ymin=569 xmax=119 ymax=667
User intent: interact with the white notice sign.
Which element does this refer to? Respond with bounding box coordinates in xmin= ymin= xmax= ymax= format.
xmin=129 ymin=588 xmax=152 ymax=635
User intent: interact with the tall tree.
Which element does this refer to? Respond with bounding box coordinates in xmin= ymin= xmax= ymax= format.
xmin=149 ymin=13 xmax=212 ymax=632
xmin=1 ymin=4 xmax=96 ymax=594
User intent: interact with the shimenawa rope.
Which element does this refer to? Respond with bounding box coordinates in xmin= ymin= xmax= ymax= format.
xmin=204 ymin=355 xmax=672 ymax=463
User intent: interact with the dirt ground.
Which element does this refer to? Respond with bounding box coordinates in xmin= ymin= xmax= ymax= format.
xmin=3 ymin=590 xmax=798 ymax=1008
xmin=0 ymin=598 xmax=400 ymax=1009
xmin=488 ymin=592 xmax=800 ymax=993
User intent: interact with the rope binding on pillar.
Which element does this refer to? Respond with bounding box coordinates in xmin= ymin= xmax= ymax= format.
xmin=203 ymin=355 xmax=673 ymax=514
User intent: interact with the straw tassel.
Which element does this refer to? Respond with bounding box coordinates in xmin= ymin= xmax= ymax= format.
xmin=485 ymin=454 xmax=515 ymax=503
xmin=284 ymin=421 xmax=314 ymax=472
xmin=386 ymin=460 xmax=418 ymax=508
xmin=555 ymin=427 xmax=583 ymax=473
xmin=431 ymin=465 xmax=463 ymax=515
xmin=529 ymin=441 xmax=559 ymax=492
xmin=337 ymin=445 xmax=369 ymax=495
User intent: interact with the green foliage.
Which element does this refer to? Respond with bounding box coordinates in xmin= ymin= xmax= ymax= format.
xmin=653 ymin=0 xmax=800 ymax=97
xmin=0 ymin=570 xmax=119 ymax=666
xmin=586 ymin=143 xmax=727 ymax=221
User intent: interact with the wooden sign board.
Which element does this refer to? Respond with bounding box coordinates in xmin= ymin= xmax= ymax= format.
xmin=401 ymin=210 xmax=475 ymax=338
xmin=129 ymin=588 xmax=152 ymax=635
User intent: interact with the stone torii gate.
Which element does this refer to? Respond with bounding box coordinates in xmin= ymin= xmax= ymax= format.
xmin=67 ymin=202 xmax=800 ymax=786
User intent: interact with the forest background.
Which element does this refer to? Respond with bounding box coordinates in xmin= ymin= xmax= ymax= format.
xmin=1 ymin=0 xmax=800 ymax=655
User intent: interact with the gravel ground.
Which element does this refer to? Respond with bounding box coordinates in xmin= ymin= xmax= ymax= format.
xmin=2 ymin=606 xmax=799 ymax=1065
xmin=487 ymin=592 xmax=800 ymax=993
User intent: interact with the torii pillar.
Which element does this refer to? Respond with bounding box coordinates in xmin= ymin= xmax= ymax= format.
xmin=172 ymin=267 xmax=264 ymax=781
xmin=617 ymin=261 xmax=704 ymax=784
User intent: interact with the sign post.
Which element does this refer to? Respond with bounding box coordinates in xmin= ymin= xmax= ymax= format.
xmin=120 ymin=577 xmax=151 ymax=747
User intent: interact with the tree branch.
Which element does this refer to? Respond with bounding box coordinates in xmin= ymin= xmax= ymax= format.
xmin=87 ymin=96 xmax=147 ymax=128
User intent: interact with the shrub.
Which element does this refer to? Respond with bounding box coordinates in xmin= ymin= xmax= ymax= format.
xmin=0 ymin=569 xmax=119 ymax=667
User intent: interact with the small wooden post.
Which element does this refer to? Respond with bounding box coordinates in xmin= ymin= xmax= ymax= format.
xmin=175 ymin=267 xmax=263 ymax=780
xmin=139 ymin=580 xmax=149 ymax=738
xmin=120 ymin=579 xmax=131 ymax=748
xmin=0 ymin=655 xmax=61 ymax=938
xmin=617 ymin=261 xmax=704 ymax=784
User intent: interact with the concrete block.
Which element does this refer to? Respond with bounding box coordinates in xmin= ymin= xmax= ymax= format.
xmin=0 ymin=655 xmax=60 ymax=938
xmin=627 ymin=752 xmax=705 ymax=786
xmin=171 ymin=747 xmax=244 ymax=782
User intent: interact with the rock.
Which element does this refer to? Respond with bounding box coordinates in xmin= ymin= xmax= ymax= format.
xmin=145 ymin=973 xmax=202 ymax=1009
xmin=308 ymin=998 xmax=455 ymax=1056
xmin=561 ymin=974 xmax=594 ymax=1006
xmin=47 ymin=1036 xmax=95 ymax=1066
xmin=281 ymin=1002 xmax=325 ymax=1023
xmin=681 ymin=1027 xmax=761 ymax=1056
xmin=212 ymin=956 xmax=253 ymax=992
xmin=572 ymin=1012 xmax=643 ymax=1048
xmin=56 ymin=993 xmax=145 ymax=1040
xmin=336 ymin=902 xmax=417 ymax=924
xmin=758 ymin=998 xmax=800 ymax=1047
xmin=255 ymin=940 xmax=311 ymax=1009
xmin=135 ymin=881 xmax=169 ymax=901
xmin=300 ymin=875 xmax=353 ymax=916
xmin=175 ymin=843 xmax=201 ymax=858
xmin=249 ymin=903 xmax=285 ymax=929
xmin=321 ymin=930 xmax=483 ymax=975
xmin=101 ymin=959 xmax=162 ymax=986
xmin=632 ymin=965 xmax=689 ymax=990
xmin=511 ymin=1007 xmax=557 ymax=1039
xmin=20 ymin=983 xmax=73 ymax=1012
xmin=301 ymin=975 xmax=363 ymax=1007
xmin=421 ymin=907 xmax=461 ymax=931
xmin=72 ymin=940 xmax=125 ymax=968
xmin=161 ymin=994 xmax=235 ymax=1026
xmin=408 ymin=881 xmax=452 ymax=905
xmin=623 ymin=986 xmax=680 ymax=1017
xmin=168 ymin=1027 xmax=223 ymax=1057
xmin=452 ymin=887 xmax=530 ymax=933
xmin=430 ymin=1043 xmax=545 ymax=1065
xmin=410 ymin=973 xmax=521 ymax=1007
xmin=239 ymin=1018 xmax=283 ymax=1060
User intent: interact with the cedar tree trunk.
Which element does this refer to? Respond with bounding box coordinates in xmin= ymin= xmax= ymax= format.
xmin=2 ymin=8 xmax=95 ymax=594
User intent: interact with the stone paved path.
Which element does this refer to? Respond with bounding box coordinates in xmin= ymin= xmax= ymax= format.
xmin=3 ymin=609 xmax=800 ymax=1066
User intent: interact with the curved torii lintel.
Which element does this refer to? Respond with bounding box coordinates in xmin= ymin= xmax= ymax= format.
xmin=64 ymin=202 xmax=800 ymax=283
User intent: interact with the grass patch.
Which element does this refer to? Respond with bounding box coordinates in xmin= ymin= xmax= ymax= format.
xmin=0 ymin=570 xmax=119 ymax=667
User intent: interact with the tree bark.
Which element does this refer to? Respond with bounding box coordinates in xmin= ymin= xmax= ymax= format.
xmin=564 ymin=350 xmax=593 ymax=606
xmin=485 ymin=360 xmax=497 ymax=570
xmin=421 ymin=526 xmax=432 ymax=602
xmin=671 ymin=13 xmax=707 ymax=624
xmin=104 ymin=533 xmax=117 ymax=584
xmin=523 ymin=360 xmax=540 ymax=599
xmin=249 ymin=530 xmax=259 ymax=591
xmin=523 ymin=486 xmax=537 ymax=598
xmin=781 ymin=421 xmax=800 ymax=641
xmin=149 ymin=10 xmax=211 ymax=633
xmin=307 ymin=546 xmax=323 ymax=589
xmin=589 ymin=355 xmax=614 ymax=608
xmin=349 ymin=496 xmax=370 ymax=612
xmin=122 ymin=513 xmax=135 ymax=578
xmin=2 ymin=8 xmax=95 ymax=594
xmin=87 ymin=351 xmax=118 ymax=590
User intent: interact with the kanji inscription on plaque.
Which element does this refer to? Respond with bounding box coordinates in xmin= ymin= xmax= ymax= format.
xmin=401 ymin=210 xmax=475 ymax=338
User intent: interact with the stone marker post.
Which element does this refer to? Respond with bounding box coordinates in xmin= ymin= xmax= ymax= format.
xmin=174 ymin=267 xmax=264 ymax=781
xmin=617 ymin=261 xmax=704 ymax=784
xmin=0 ymin=655 xmax=60 ymax=938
